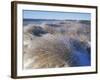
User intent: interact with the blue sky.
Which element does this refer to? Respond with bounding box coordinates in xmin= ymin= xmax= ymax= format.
xmin=23 ymin=10 xmax=91 ymax=20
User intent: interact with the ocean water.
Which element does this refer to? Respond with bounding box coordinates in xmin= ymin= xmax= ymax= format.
xmin=23 ymin=19 xmax=59 ymax=26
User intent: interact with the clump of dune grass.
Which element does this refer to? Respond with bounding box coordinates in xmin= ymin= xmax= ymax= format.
xmin=23 ymin=33 xmax=81 ymax=69
xmin=23 ymin=20 xmax=91 ymax=69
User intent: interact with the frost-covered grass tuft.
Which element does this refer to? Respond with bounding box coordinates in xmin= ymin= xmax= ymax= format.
xmin=23 ymin=20 xmax=91 ymax=69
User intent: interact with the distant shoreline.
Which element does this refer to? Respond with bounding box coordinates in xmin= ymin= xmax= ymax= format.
xmin=23 ymin=19 xmax=90 ymax=26
xmin=23 ymin=18 xmax=90 ymax=22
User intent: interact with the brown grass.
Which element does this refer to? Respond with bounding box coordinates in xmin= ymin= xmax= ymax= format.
xmin=23 ymin=20 xmax=90 ymax=69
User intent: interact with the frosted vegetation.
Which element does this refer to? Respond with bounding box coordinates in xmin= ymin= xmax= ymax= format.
xmin=23 ymin=20 xmax=91 ymax=69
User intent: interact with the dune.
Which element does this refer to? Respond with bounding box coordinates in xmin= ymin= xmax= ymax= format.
xmin=23 ymin=20 xmax=91 ymax=69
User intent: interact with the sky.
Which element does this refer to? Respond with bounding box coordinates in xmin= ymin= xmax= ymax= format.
xmin=23 ymin=10 xmax=91 ymax=20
